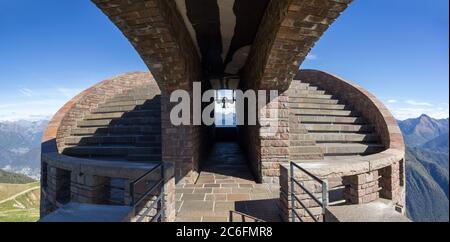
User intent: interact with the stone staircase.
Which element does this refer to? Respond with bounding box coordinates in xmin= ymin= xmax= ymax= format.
xmin=289 ymin=82 xmax=384 ymax=159
xmin=62 ymin=89 xmax=162 ymax=162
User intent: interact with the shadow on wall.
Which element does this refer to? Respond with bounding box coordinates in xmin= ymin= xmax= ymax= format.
xmin=61 ymin=96 xmax=162 ymax=162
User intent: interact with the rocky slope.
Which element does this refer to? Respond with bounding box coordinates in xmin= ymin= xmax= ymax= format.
xmin=398 ymin=115 xmax=449 ymax=222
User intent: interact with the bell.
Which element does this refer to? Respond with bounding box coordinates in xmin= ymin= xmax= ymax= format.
xmin=221 ymin=97 xmax=227 ymax=109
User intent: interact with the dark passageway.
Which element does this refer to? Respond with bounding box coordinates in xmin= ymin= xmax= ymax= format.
xmin=198 ymin=142 xmax=255 ymax=183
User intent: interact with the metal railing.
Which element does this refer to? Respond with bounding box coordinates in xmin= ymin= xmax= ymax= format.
xmin=130 ymin=163 xmax=165 ymax=222
xmin=290 ymin=162 xmax=328 ymax=222
xmin=229 ymin=211 xmax=265 ymax=222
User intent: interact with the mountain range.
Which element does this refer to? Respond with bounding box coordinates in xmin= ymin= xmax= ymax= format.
xmin=398 ymin=114 xmax=449 ymax=222
xmin=0 ymin=120 xmax=48 ymax=179
xmin=0 ymin=115 xmax=448 ymax=221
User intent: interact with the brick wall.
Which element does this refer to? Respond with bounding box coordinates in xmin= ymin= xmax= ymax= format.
xmin=40 ymin=73 xmax=177 ymax=220
xmin=42 ymin=72 xmax=155 ymax=153
xmin=279 ymin=70 xmax=406 ymax=222
xmin=279 ymin=164 xmax=325 ymax=222
xmin=296 ymin=70 xmax=406 ymax=208
xmin=236 ymin=0 xmax=351 ymax=184
xmin=93 ymin=0 xmax=205 ymax=184
xmin=243 ymin=0 xmax=352 ymax=90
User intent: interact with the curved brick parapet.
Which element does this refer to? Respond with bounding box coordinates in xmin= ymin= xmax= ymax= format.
xmin=43 ymin=72 xmax=156 ymax=153
xmin=40 ymin=72 xmax=176 ymax=221
xmin=280 ymin=69 xmax=406 ymax=222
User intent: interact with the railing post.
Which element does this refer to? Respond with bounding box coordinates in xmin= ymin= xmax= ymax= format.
xmin=130 ymin=183 xmax=135 ymax=206
xmin=290 ymin=162 xmax=295 ymax=222
xmin=289 ymin=162 xmax=330 ymax=223
xmin=160 ymin=164 xmax=165 ymax=222
xmin=322 ymin=181 xmax=328 ymax=222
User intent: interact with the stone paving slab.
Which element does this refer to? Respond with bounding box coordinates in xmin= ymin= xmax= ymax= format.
xmin=176 ymin=143 xmax=282 ymax=222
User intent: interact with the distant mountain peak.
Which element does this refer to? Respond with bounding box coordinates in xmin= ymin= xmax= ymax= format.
xmin=398 ymin=114 xmax=449 ymax=147
xmin=419 ymin=114 xmax=432 ymax=120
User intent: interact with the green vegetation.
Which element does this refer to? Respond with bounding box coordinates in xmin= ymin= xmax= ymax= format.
xmin=0 ymin=181 xmax=40 ymax=222
xmin=0 ymin=187 xmax=40 ymax=222
xmin=0 ymin=182 xmax=39 ymax=201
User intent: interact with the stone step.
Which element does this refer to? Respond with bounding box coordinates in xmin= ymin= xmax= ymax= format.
xmin=115 ymin=90 xmax=156 ymax=96
xmin=293 ymin=116 xmax=366 ymax=124
xmin=84 ymin=110 xmax=160 ymax=120
xmin=289 ymin=97 xmax=340 ymax=104
xmin=317 ymin=143 xmax=384 ymax=155
xmin=289 ymin=152 xmax=324 ymax=160
xmin=63 ymin=146 xmax=161 ymax=157
xmin=289 ymin=140 xmax=316 ymax=146
xmin=291 ymin=109 xmax=355 ymax=116
xmin=98 ymin=99 xmax=161 ymax=108
xmin=92 ymin=105 xmax=156 ymax=114
xmin=64 ymin=135 xmax=161 ymax=146
xmin=309 ymin=133 xmax=379 ymax=143
xmin=304 ymin=124 xmax=373 ymax=133
xmin=289 ymin=90 xmax=327 ymax=96
xmin=289 ymin=146 xmax=323 ymax=154
xmin=71 ymin=126 xmax=161 ymax=136
xmin=289 ymin=103 xmax=346 ymax=110
xmin=77 ymin=117 xmax=161 ymax=127
xmin=288 ymin=92 xmax=333 ymax=99
xmin=289 ymin=83 xmax=318 ymax=91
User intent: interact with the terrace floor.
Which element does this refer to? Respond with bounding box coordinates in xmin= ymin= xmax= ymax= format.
xmin=175 ymin=142 xmax=281 ymax=222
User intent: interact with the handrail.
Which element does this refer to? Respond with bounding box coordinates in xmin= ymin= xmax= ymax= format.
xmin=229 ymin=211 xmax=265 ymax=222
xmin=290 ymin=162 xmax=328 ymax=222
xmin=130 ymin=163 xmax=165 ymax=222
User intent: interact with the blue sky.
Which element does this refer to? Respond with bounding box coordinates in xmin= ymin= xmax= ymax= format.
xmin=0 ymin=0 xmax=448 ymax=121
